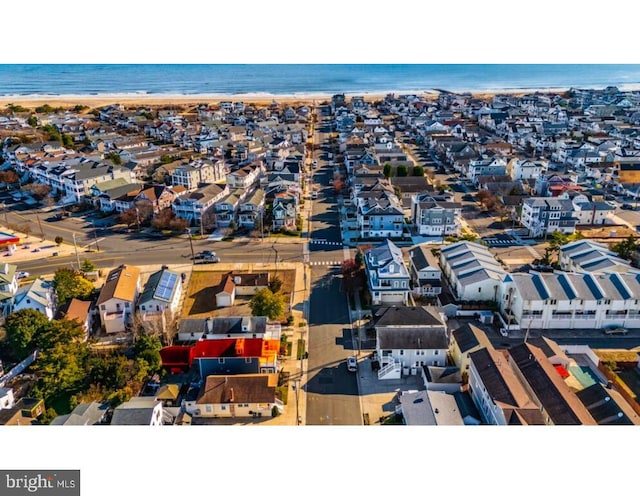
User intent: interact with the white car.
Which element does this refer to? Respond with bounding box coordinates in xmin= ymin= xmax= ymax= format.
xmin=17 ymin=271 xmax=30 ymax=279
xmin=347 ymin=356 xmax=357 ymax=372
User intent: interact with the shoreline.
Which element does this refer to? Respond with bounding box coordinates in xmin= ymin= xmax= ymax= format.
xmin=1 ymin=84 xmax=639 ymax=110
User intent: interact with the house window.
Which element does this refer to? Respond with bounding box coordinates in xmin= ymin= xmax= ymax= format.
xmin=141 ymin=305 xmax=146 ymax=311
xmin=478 ymin=288 xmax=482 ymax=293
xmin=221 ymin=405 xmax=226 ymax=411
xmin=125 ymin=302 xmax=130 ymax=308
xmin=434 ymin=350 xmax=439 ymax=355
xmin=205 ymin=405 xmax=212 ymax=413
xmin=245 ymin=358 xmax=252 ymax=364
xmin=400 ymin=350 xmax=404 ymax=356
xmin=218 ymin=358 xmax=225 ymax=364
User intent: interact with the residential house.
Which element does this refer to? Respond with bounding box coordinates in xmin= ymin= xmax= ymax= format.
xmin=50 ymin=401 xmax=109 ymax=425
xmin=0 ymin=387 xmax=15 ymax=410
xmin=468 ymin=347 xmax=545 ymax=425
xmin=184 ymin=373 xmax=281 ymax=419
xmin=110 ymin=397 xmax=164 ymax=426
xmin=397 ymin=390 xmax=464 ymax=425
xmin=134 ymin=185 xmax=180 ymax=214
xmin=467 ymin=157 xmax=507 ymax=184
xmin=271 ymin=193 xmax=298 ymax=232
xmin=374 ymin=306 xmax=448 ymax=380
xmin=137 ymin=268 xmax=183 ymax=321
xmin=520 ymin=197 xmax=578 ymax=237
xmin=90 ymin=179 xmax=142 ymax=213
xmin=408 ymin=244 xmax=442 ymax=297
xmin=449 ymin=323 xmax=492 ymax=373
xmin=0 ymin=263 xmax=18 ymax=314
xmin=411 ymin=193 xmax=462 ymax=237
xmin=215 ymin=190 xmax=242 ymax=227
xmin=570 ymin=197 xmax=615 ymax=226
xmin=507 ymin=342 xmax=597 ymax=425
xmin=12 ymin=278 xmax=55 ymax=320
xmin=559 ymin=240 xmax=633 ymax=274
xmin=226 ymin=162 xmax=264 ymax=190
xmin=57 ymin=298 xmax=93 ymax=341
xmin=178 ymin=316 xmax=280 ymax=342
xmin=215 ymin=275 xmax=237 ymax=308
xmin=440 ymin=241 xmax=506 ymax=302
xmin=355 ymin=180 xmax=405 ymax=239
xmin=364 ymin=240 xmax=411 ymax=306
xmin=238 ymin=188 xmax=265 ymax=229
xmin=507 ymin=158 xmax=546 ymax=181
xmin=172 ymin=183 xmax=228 ymax=225
xmin=576 ymin=383 xmax=640 ymax=425
xmin=498 ymin=271 xmax=640 ymax=331
xmin=96 ymin=264 xmax=142 ymax=334
xmin=0 ymin=398 xmax=45 ymax=426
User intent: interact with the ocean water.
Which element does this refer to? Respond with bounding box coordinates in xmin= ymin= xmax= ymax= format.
xmin=0 ymin=64 xmax=640 ymax=97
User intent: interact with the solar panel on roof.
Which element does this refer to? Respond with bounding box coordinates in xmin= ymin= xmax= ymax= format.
xmin=155 ymin=272 xmax=178 ymax=301
xmin=583 ymin=274 xmax=604 ymax=300
xmin=531 ymin=274 xmax=550 ymax=300
xmin=557 ymin=274 xmax=577 ymax=300
xmin=610 ymin=273 xmax=631 ymax=300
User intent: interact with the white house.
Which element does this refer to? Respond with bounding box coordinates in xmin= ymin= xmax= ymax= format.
xmin=374 ymin=306 xmax=448 ymax=380
xmin=137 ymin=268 xmax=183 ymax=320
xmin=499 ymin=271 xmax=640 ymax=331
xmin=96 ymin=265 xmax=142 ymax=334
xmin=408 ymin=244 xmax=442 ymax=297
xmin=468 ymin=346 xmax=545 ymax=425
xmin=12 ymin=278 xmax=55 ymax=320
xmin=440 ymin=241 xmax=506 ymax=302
xmin=559 ymin=240 xmax=633 ymax=274
xmin=0 ymin=388 xmax=15 ymax=410
xmin=0 ymin=263 xmax=18 ymax=315
xmin=507 ymin=158 xmax=547 ymax=181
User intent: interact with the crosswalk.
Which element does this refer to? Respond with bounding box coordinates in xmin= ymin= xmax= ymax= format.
xmin=483 ymin=237 xmax=517 ymax=247
xmin=309 ymin=260 xmax=343 ymax=266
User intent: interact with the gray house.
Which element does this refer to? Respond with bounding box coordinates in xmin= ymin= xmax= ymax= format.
xmin=411 ymin=193 xmax=462 ymax=236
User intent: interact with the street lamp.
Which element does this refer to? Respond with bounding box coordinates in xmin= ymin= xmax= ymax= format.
xmin=271 ymin=243 xmax=279 ymax=277
xmin=187 ymin=232 xmax=195 ymax=264
xmin=293 ymin=378 xmax=300 ymax=426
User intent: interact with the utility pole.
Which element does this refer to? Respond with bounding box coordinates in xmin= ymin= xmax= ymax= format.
xmin=72 ymin=233 xmax=81 ymax=270
xmin=188 ymin=232 xmax=195 ymax=264
xmin=36 ymin=214 xmax=45 ymax=241
xmin=92 ymin=221 xmax=100 ymax=252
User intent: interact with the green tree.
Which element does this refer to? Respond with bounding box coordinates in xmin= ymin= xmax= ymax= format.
xmin=412 ymin=165 xmax=425 ymax=176
xmin=53 ymin=268 xmax=94 ymax=305
xmin=249 ymin=288 xmax=285 ymax=320
xmin=62 ymin=134 xmax=74 ymax=149
xmin=268 ymin=276 xmax=283 ymax=294
xmin=35 ymin=318 xmax=85 ymax=350
xmin=383 ymin=163 xmax=392 ymax=179
xmin=134 ymin=335 xmax=162 ymax=371
xmin=27 ymin=115 xmax=38 ymax=127
xmin=106 ymin=151 xmax=122 ymax=165
xmin=355 ymin=248 xmax=365 ymax=268
xmin=54 ymin=235 xmax=63 ymax=245
xmin=32 ymin=341 xmax=89 ymax=400
xmin=81 ymin=259 xmax=96 ymax=273
xmin=612 ymin=235 xmax=639 ymax=261
xmin=397 ymin=164 xmax=408 ymax=177
xmin=4 ymin=309 xmax=50 ymax=360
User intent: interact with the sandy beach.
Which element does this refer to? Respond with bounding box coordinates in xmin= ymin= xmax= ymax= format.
xmin=1 ymin=83 xmax=639 ymax=111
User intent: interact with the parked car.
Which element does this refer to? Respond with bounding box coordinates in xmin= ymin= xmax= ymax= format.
xmin=347 ymin=356 xmax=357 ymax=372
xmin=621 ymin=203 xmax=634 ymax=210
xmin=193 ymin=251 xmax=219 ymax=263
xmin=17 ymin=271 xmax=30 ymax=279
xmin=604 ymin=326 xmax=628 ymax=335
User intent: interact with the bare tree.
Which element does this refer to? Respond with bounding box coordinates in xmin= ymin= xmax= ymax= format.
xmin=132 ymin=309 xmax=179 ymax=346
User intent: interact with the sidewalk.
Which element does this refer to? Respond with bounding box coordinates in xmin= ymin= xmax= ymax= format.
xmin=1 ymin=227 xmax=78 ymax=265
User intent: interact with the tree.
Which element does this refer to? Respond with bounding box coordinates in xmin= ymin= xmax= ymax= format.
xmin=133 ymin=335 xmax=162 ymax=371
xmin=397 ymin=164 xmax=409 ymax=177
xmin=54 ymin=235 xmax=63 ymax=245
xmin=118 ymin=207 xmax=139 ymax=228
xmin=81 ymin=259 xmax=96 ymax=273
xmin=4 ymin=309 xmax=50 ymax=360
xmin=25 ymin=183 xmax=51 ymax=200
xmin=34 ymin=318 xmax=85 ymax=350
xmin=383 ymin=163 xmax=392 ymax=179
xmin=27 ymin=115 xmax=38 ymax=127
xmin=53 ymin=268 xmax=94 ymax=305
xmin=268 ymin=276 xmax=283 ymax=294
xmin=354 ymin=248 xmax=365 ymax=268
xmin=612 ymin=235 xmax=639 ymax=261
xmin=249 ymin=288 xmax=285 ymax=320
xmin=412 ymin=165 xmax=425 ymax=176
xmin=106 ymin=151 xmax=122 ymax=165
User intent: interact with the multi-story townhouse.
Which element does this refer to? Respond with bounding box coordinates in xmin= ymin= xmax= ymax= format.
xmin=466 ymin=157 xmax=507 ymax=184
xmin=440 ymin=241 xmax=506 ymax=302
xmin=499 ymin=271 xmax=640 ymax=331
xmin=171 ymin=159 xmax=226 ymax=191
xmin=411 ymin=193 xmax=462 ymax=236
xmin=507 ymin=158 xmax=547 ymax=181
xmin=364 ymin=240 xmax=411 ymax=306
xmin=172 ymin=183 xmax=228 ymax=224
xmin=559 ymin=240 xmax=634 ymax=274
xmin=226 ymin=162 xmax=265 ymax=190
xmin=96 ymin=264 xmax=141 ymax=334
xmin=238 ymin=188 xmax=265 ymax=229
xmin=408 ymin=244 xmax=442 ymax=297
xmin=520 ymin=197 xmax=578 ymax=237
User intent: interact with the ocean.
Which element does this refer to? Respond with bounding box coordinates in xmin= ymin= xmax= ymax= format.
xmin=0 ymin=64 xmax=640 ymax=97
